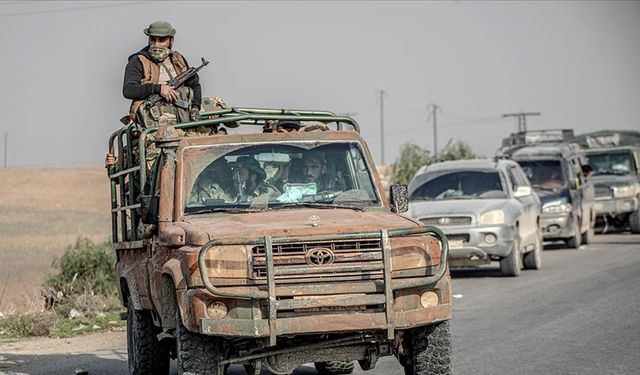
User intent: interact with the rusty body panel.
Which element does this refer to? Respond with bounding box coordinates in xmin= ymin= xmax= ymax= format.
xmin=108 ymin=108 xmax=451 ymax=373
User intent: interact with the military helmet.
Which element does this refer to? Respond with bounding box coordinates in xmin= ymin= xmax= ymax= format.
xmin=233 ymin=157 xmax=267 ymax=181
xmin=144 ymin=21 xmax=176 ymax=37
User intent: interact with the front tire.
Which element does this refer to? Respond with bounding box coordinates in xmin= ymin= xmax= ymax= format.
xmin=566 ymin=219 xmax=582 ymax=249
xmin=402 ymin=321 xmax=452 ymax=375
xmin=523 ymin=230 xmax=542 ymax=270
xmin=126 ymin=297 xmax=170 ymax=375
xmin=500 ymin=239 xmax=522 ymax=276
xmin=629 ymin=209 xmax=640 ymax=234
xmin=315 ymin=361 xmax=355 ymax=374
xmin=176 ymin=308 xmax=220 ymax=375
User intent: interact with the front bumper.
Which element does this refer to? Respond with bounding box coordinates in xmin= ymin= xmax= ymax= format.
xmin=594 ymin=197 xmax=638 ymax=216
xmin=192 ymin=276 xmax=452 ymax=338
xmin=442 ymin=224 xmax=516 ymax=267
xmin=195 ymin=226 xmax=450 ymax=346
xmin=540 ymin=213 xmax=575 ymax=240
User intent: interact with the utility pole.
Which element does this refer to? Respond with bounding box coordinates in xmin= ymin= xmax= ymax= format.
xmin=378 ymin=90 xmax=386 ymax=164
xmin=3 ymin=132 xmax=6 ymax=168
xmin=502 ymin=112 xmax=541 ymax=132
xmin=427 ymin=104 xmax=441 ymax=157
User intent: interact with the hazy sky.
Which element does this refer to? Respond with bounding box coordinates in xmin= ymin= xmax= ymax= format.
xmin=0 ymin=1 xmax=639 ymax=167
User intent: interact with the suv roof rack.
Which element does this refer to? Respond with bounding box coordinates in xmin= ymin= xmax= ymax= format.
xmin=501 ymin=129 xmax=574 ymax=149
xmin=188 ymin=106 xmax=359 ymax=133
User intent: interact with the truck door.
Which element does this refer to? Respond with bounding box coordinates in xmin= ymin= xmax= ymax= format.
xmin=507 ymin=166 xmax=536 ymax=246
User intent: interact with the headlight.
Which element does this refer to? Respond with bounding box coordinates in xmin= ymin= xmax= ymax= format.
xmin=542 ymin=200 xmax=572 ymax=214
xmin=207 ymin=245 xmax=249 ymax=278
xmin=479 ymin=210 xmax=505 ymax=225
xmin=613 ymin=185 xmax=636 ymax=198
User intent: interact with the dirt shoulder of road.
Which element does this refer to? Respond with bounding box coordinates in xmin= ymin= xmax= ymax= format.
xmin=0 ymin=328 xmax=125 ymax=374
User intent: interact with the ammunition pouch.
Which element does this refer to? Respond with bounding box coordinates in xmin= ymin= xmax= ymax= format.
xmin=136 ymin=86 xmax=195 ymax=128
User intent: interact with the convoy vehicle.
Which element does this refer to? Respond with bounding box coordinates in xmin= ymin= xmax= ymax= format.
xmin=498 ymin=129 xmax=595 ymax=248
xmin=576 ymin=130 xmax=640 ymax=233
xmin=107 ymin=107 xmax=452 ymax=375
xmin=407 ymin=159 xmax=542 ymax=276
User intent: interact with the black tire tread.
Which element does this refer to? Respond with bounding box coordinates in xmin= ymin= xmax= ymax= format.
xmin=523 ymin=232 xmax=542 ymax=270
xmin=315 ymin=361 xmax=355 ymax=374
xmin=403 ymin=321 xmax=452 ymax=375
xmin=176 ymin=309 xmax=219 ymax=375
xmin=127 ymin=299 xmax=170 ymax=375
xmin=500 ymin=240 xmax=521 ymax=276
xmin=566 ymin=217 xmax=582 ymax=249
xmin=629 ymin=209 xmax=640 ymax=234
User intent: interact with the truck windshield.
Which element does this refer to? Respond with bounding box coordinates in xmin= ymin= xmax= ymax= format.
xmin=519 ymin=160 xmax=565 ymax=191
xmin=410 ymin=171 xmax=506 ymax=201
xmin=183 ymin=142 xmax=380 ymax=213
xmin=587 ymin=151 xmax=635 ymax=176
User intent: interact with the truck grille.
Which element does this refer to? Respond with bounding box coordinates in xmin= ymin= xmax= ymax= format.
xmin=595 ymin=186 xmax=612 ymax=199
xmin=421 ymin=216 xmax=472 ymax=226
xmin=251 ymin=239 xmax=383 ymax=280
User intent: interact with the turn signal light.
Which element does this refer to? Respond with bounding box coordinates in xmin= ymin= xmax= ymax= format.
xmin=420 ymin=291 xmax=439 ymax=308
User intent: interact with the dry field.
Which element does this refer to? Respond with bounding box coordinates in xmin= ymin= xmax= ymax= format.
xmin=0 ymin=167 xmax=111 ymax=313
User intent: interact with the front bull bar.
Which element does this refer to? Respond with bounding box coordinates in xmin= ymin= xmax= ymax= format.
xmin=197 ymin=226 xmax=448 ymax=346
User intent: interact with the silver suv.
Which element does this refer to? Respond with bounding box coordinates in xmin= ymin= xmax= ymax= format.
xmin=407 ymin=159 xmax=542 ymax=276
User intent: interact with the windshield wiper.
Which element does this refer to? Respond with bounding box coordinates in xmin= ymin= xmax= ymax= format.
xmin=185 ymin=207 xmax=263 ymax=215
xmin=276 ymin=202 xmax=366 ymax=212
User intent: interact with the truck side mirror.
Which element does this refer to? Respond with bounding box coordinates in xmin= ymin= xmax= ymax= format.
xmin=140 ymin=195 xmax=159 ymax=225
xmin=390 ymin=185 xmax=409 ymax=213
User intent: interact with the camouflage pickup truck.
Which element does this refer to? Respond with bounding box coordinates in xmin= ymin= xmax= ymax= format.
xmin=107 ymin=107 xmax=451 ymax=375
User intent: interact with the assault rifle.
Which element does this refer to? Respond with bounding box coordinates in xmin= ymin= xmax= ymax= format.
xmin=145 ymin=57 xmax=210 ymax=110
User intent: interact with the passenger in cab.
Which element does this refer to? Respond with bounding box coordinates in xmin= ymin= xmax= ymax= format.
xmin=298 ymin=151 xmax=347 ymax=191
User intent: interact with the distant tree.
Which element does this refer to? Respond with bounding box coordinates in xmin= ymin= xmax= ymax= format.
xmin=436 ymin=139 xmax=477 ymax=162
xmin=390 ymin=143 xmax=431 ymax=185
xmin=389 ymin=139 xmax=477 ymax=185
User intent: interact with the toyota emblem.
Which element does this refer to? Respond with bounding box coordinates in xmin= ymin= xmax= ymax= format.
xmin=306 ymin=247 xmax=335 ymax=266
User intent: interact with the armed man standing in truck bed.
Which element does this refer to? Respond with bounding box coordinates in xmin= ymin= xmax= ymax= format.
xmin=122 ymin=20 xmax=203 ymax=126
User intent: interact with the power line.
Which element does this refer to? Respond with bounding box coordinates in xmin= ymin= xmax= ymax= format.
xmin=502 ymin=111 xmax=541 ymax=132
xmin=0 ymin=1 xmax=147 ymax=18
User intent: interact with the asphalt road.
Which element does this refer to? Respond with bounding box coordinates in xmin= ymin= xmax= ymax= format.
xmin=1 ymin=233 xmax=639 ymax=375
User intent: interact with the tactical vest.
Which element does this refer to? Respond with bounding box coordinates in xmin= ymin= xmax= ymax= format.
xmin=128 ymin=51 xmax=188 ymax=121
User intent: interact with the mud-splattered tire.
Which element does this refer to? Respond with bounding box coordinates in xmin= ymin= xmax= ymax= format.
xmin=523 ymin=231 xmax=543 ymax=270
xmin=315 ymin=361 xmax=355 ymax=374
xmin=402 ymin=321 xmax=451 ymax=375
xmin=629 ymin=209 xmax=640 ymax=234
xmin=126 ymin=298 xmax=170 ymax=375
xmin=500 ymin=239 xmax=522 ymax=276
xmin=176 ymin=308 xmax=220 ymax=375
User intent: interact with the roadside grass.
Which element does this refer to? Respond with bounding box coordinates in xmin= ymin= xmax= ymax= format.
xmin=0 ymin=238 xmax=126 ymax=339
xmin=0 ymin=167 xmax=111 ymax=313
